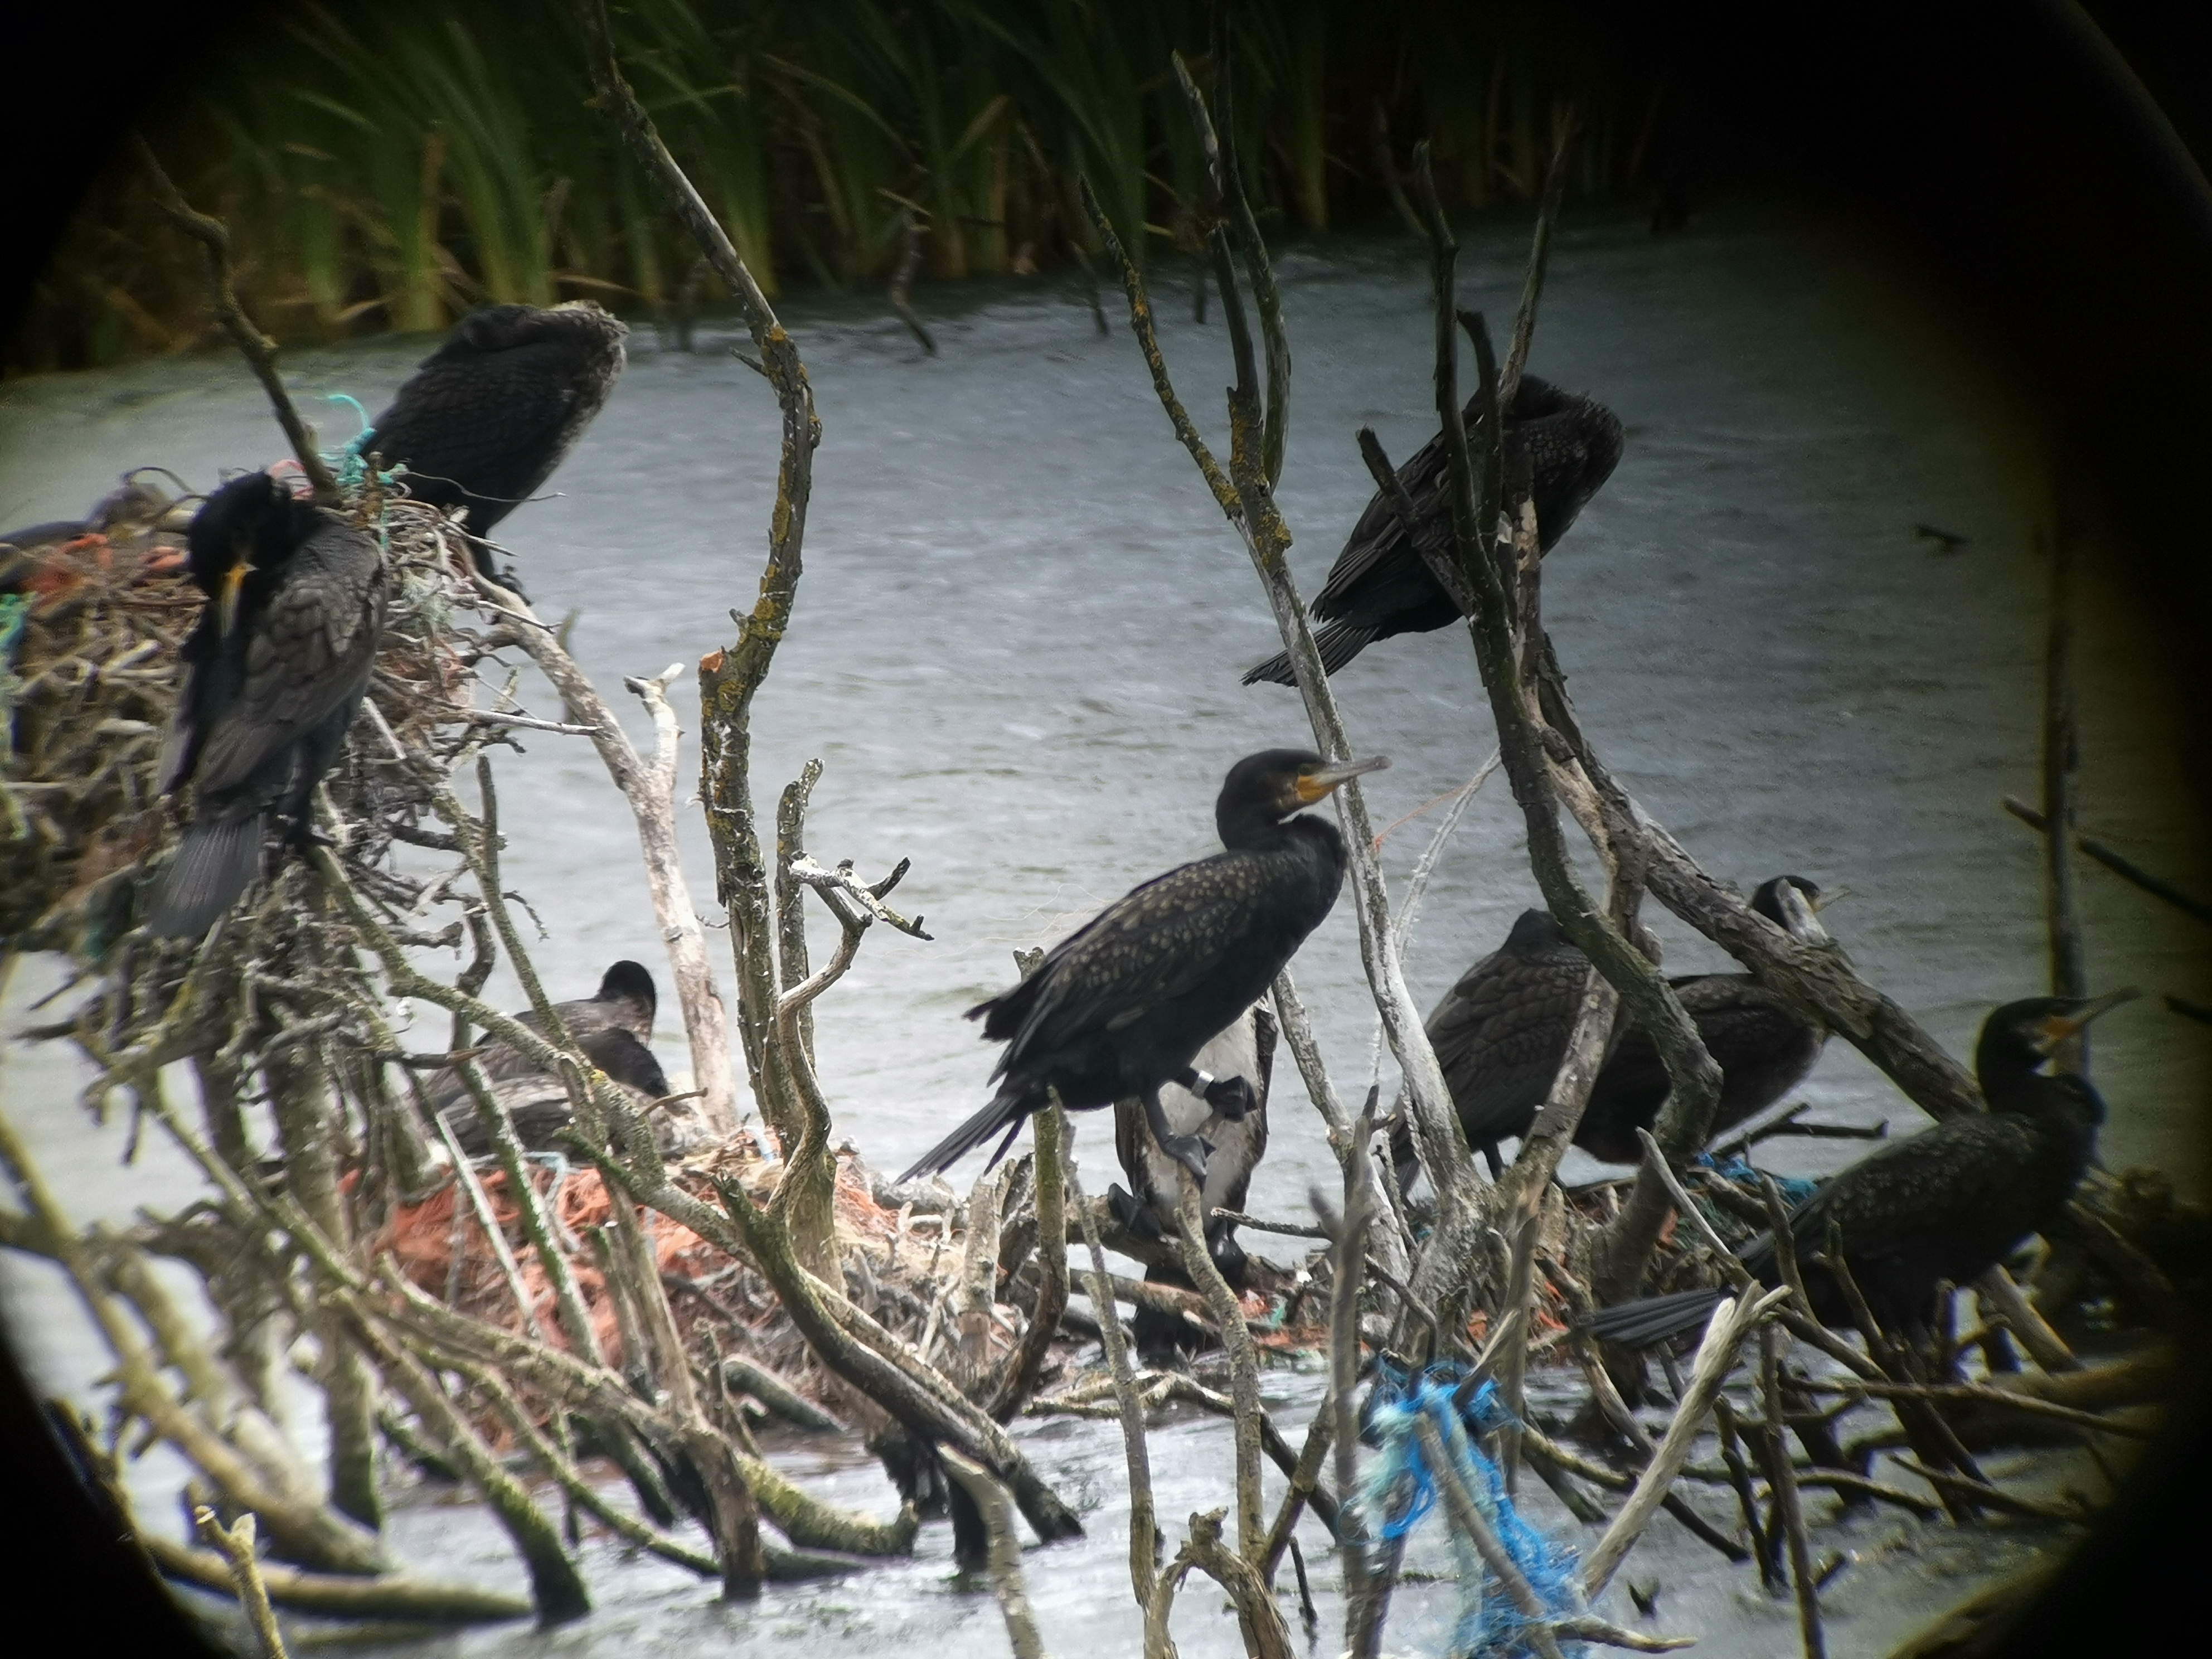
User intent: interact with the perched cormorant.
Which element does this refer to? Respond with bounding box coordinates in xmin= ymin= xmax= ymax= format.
xmin=1575 ymin=876 xmax=1834 ymax=1163
xmin=1243 ymin=375 xmax=1623 ymax=685
xmin=1397 ymin=907 xmax=1606 ymax=1183
xmin=898 ymin=749 xmax=1388 ymax=1185
xmin=1395 ymin=877 xmax=1832 ymax=1186
xmin=434 ymin=1028 xmax=676 ymax=1156
xmin=1582 ymin=991 xmax=2137 ymax=1346
xmin=147 ymin=473 xmax=387 ymax=939
xmin=425 ymin=961 xmax=673 ymax=1152
xmin=362 ymin=302 xmax=627 ymax=579
xmin=1108 ymin=1002 xmax=1277 ymax=1357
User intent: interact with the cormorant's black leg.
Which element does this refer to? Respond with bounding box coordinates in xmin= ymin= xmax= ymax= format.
xmin=1173 ymin=1066 xmax=1256 ymax=1122
xmin=1141 ymin=1088 xmax=1211 ymax=1182
xmin=1105 ymin=1183 xmax=1165 ymax=1241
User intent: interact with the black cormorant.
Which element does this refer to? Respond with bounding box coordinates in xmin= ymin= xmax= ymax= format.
xmin=435 ymin=1028 xmax=675 ymax=1156
xmin=898 ymin=749 xmax=1387 ymax=1185
xmin=1108 ymin=1002 xmax=1276 ymax=1357
xmin=1396 ymin=878 xmax=1833 ymax=1186
xmin=1582 ymin=991 xmax=2137 ymax=1346
xmin=426 ymin=961 xmax=670 ymax=1152
xmin=147 ymin=473 xmax=387 ymax=939
xmin=363 ymin=302 xmax=627 ymax=579
xmin=1575 ymin=876 xmax=1834 ymax=1163
xmin=1396 ymin=907 xmax=1604 ymax=1183
xmin=1243 ymin=375 xmax=1623 ymax=684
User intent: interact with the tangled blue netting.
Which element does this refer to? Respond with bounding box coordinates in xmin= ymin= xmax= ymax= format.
xmin=1361 ymin=1361 xmax=1584 ymax=1658
xmin=1694 ymin=1152 xmax=1819 ymax=1208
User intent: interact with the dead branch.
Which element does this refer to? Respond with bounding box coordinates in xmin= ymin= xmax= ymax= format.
xmin=193 ymin=1508 xmax=290 ymax=1659
xmin=940 ymin=1449 xmax=1051 ymax=1659
xmin=132 ymin=138 xmax=339 ymax=502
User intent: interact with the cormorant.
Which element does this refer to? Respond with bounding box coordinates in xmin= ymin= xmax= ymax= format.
xmin=1243 ymin=375 xmax=1623 ymax=684
xmin=1396 ymin=907 xmax=1605 ymax=1184
xmin=362 ymin=302 xmax=627 ymax=580
xmin=898 ymin=749 xmax=1388 ymax=1185
xmin=1394 ymin=877 xmax=1831 ymax=1186
xmin=434 ymin=1028 xmax=675 ymax=1156
xmin=1108 ymin=1002 xmax=1276 ymax=1357
xmin=1581 ymin=991 xmax=2137 ymax=1347
xmin=425 ymin=961 xmax=678 ymax=1152
xmin=1575 ymin=876 xmax=1834 ymax=1163
xmin=147 ymin=472 xmax=387 ymax=939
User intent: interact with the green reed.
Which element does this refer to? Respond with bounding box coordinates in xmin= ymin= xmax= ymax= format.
xmin=10 ymin=0 xmax=1660 ymax=372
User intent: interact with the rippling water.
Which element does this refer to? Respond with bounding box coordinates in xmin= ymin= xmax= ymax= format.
xmin=2 ymin=191 xmax=2203 ymax=1653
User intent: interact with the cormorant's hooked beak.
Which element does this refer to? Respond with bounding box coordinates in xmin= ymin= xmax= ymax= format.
xmin=1809 ymin=885 xmax=1849 ymax=911
xmin=219 ymin=559 xmax=251 ymax=638
xmin=2032 ymin=986 xmax=2143 ymax=1055
xmin=1296 ymin=754 xmax=1390 ymax=803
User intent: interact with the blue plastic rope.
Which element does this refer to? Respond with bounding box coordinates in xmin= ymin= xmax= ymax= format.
xmin=1360 ymin=1365 xmax=1584 ymax=1657
xmin=1694 ymin=1152 xmax=1819 ymax=1207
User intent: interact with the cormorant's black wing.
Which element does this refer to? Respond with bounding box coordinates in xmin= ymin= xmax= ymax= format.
xmin=1739 ymin=1115 xmax=2051 ymax=1281
xmin=1424 ymin=943 xmax=1587 ymax=1138
xmin=985 ymin=854 xmax=1270 ymax=1069
xmin=192 ymin=518 xmax=386 ymax=796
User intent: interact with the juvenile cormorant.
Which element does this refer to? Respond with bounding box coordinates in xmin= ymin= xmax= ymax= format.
xmin=1575 ymin=876 xmax=1833 ymax=1163
xmin=1243 ymin=375 xmax=1623 ymax=685
xmin=362 ymin=302 xmax=627 ymax=579
xmin=1582 ymin=991 xmax=2137 ymax=1346
xmin=147 ymin=473 xmax=387 ymax=939
xmin=1108 ymin=1002 xmax=1277 ymax=1357
xmin=898 ymin=749 xmax=1388 ymax=1185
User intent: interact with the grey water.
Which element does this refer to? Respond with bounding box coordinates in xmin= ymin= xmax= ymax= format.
xmin=2 ymin=191 xmax=2203 ymax=1654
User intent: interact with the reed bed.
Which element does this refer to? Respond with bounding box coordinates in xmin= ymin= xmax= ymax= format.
xmin=13 ymin=0 xmax=1651 ymax=371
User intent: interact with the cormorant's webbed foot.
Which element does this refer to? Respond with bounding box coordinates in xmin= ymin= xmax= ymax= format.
xmin=1176 ymin=1066 xmax=1257 ymax=1122
xmin=1105 ymin=1183 xmax=1165 ymax=1241
xmin=1142 ymin=1091 xmax=1213 ymax=1182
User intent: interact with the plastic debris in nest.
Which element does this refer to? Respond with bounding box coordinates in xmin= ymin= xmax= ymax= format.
xmin=1361 ymin=1362 xmax=1584 ymax=1658
xmin=1693 ymin=1152 xmax=1818 ymax=1209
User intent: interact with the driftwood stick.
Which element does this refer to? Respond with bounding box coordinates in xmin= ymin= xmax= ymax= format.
xmin=1067 ymin=1141 xmax=1157 ymax=1604
xmin=1714 ymin=1396 xmax=1776 ymax=1589
xmin=940 ymin=1449 xmax=1050 ymax=1659
xmin=133 ymin=138 xmax=339 ymax=502
xmin=1145 ymin=1509 xmax=1296 ymax=1659
xmin=1973 ymin=1265 xmax=2081 ymax=1373
xmin=1763 ymin=1324 xmax=1826 ymax=1659
xmin=888 ymin=212 xmax=938 ymax=355
xmin=1323 ymin=1102 xmax=1382 ymax=1652
xmin=193 ymin=1509 xmax=290 ymax=1659
xmin=1498 ymin=105 xmax=1575 ymax=411
xmin=144 ymin=1535 xmax=530 ymax=1623
xmin=1261 ymin=1401 xmax=1337 ymax=1580
xmin=1583 ymin=1288 xmax=1789 ymax=1598
xmin=348 ymin=1312 xmax=590 ymax=1621
xmin=2039 ymin=531 xmax=2091 ymax=1030
xmin=2002 ymin=798 xmax=2212 ymax=926
xmin=1401 ymin=148 xmax=1720 ymax=1304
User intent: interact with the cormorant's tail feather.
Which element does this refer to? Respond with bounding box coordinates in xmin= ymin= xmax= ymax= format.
xmin=1576 ymin=1287 xmax=1726 ymax=1348
xmin=147 ymin=813 xmax=265 ymax=940
xmin=1240 ymin=623 xmax=1382 ymax=687
xmin=896 ymin=1088 xmax=1036 ymax=1185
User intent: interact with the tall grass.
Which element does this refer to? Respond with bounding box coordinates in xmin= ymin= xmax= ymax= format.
xmin=9 ymin=0 xmax=1661 ymax=371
